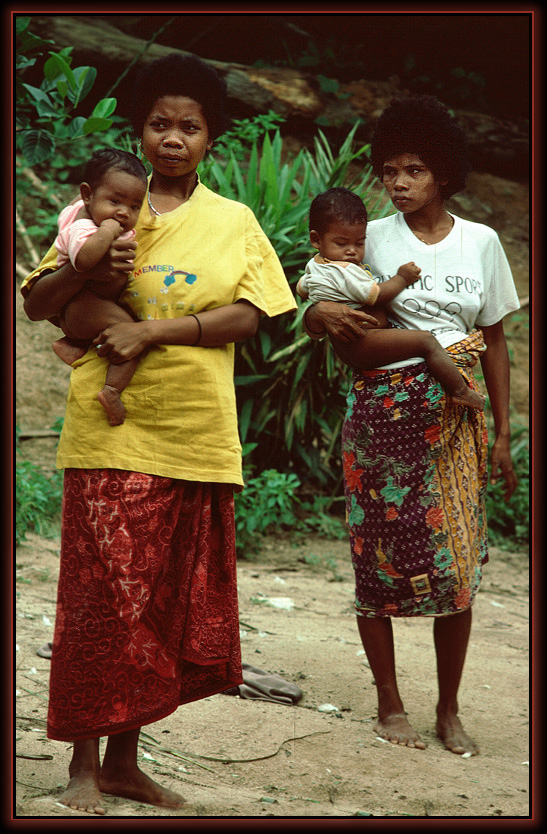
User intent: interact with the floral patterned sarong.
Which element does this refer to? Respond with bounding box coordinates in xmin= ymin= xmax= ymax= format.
xmin=47 ymin=470 xmax=243 ymax=741
xmin=342 ymin=330 xmax=489 ymax=618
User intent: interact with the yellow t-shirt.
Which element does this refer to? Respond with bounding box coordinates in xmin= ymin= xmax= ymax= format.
xmin=21 ymin=182 xmax=296 ymax=486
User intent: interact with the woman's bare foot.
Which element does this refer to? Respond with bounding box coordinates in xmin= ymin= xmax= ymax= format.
xmin=97 ymin=384 xmax=126 ymax=426
xmin=374 ymin=712 xmax=426 ymax=749
xmin=99 ymin=764 xmax=188 ymax=809
xmin=52 ymin=337 xmax=88 ymax=366
xmin=436 ymin=711 xmax=479 ymax=755
xmin=450 ymin=384 xmax=486 ymax=411
xmin=58 ymin=773 xmax=106 ymax=816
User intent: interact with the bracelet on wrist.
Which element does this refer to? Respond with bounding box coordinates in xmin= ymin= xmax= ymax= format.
xmin=303 ymin=303 xmax=327 ymax=339
xmin=189 ymin=313 xmax=202 ymax=345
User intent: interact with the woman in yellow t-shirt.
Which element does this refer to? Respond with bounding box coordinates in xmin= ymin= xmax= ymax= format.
xmin=22 ymin=53 xmax=296 ymax=815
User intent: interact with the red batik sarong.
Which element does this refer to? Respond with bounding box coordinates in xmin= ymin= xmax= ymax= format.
xmin=47 ymin=469 xmax=243 ymax=741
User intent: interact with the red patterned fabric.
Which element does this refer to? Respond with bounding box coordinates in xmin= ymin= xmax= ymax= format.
xmin=47 ymin=469 xmax=243 ymax=741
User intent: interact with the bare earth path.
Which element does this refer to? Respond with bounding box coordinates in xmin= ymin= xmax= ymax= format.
xmin=15 ymin=533 xmax=529 ymax=818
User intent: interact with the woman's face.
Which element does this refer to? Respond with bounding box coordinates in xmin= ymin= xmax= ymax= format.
xmin=141 ymin=95 xmax=213 ymax=179
xmin=381 ymin=153 xmax=447 ymax=214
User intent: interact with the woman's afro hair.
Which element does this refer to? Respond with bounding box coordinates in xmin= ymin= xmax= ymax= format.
xmin=131 ymin=53 xmax=230 ymax=142
xmin=370 ymin=94 xmax=471 ymax=199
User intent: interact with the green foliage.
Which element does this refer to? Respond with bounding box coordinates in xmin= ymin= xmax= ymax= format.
xmin=235 ymin=469 xmax=301 ymax=537
xmin=234 ymin=469 xmax=346 ymax=556
xmin=485 ymin=426 xmax=529 ymax=549
xmin=200 ymin=120 xmax=392 ymax=488
xmin=254 ymin=37 xmax=367 ymax=83
xmin=16 ymin=16 xmax=118 ymax=165
xmin=211 ymin=112 xmax=286 ymax=160
xmin=402 ymin=54 xmax=487 ymax=111
xmin=15 ymin=429 xmax=63 ymax=546
xmin=16 ymin=115 xmax=137 ymax=256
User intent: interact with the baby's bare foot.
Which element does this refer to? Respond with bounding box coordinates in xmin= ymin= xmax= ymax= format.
xmin=99 ymin=765 xmax=188 ymax=809
xmin=52 ymin=337 xmax=88 ymax=366
xmin=374 ymin=712 xmax=426 ymax=749
xmin=437 ymin=712 xmax=479 ymax=755
xmin=451 ymin=385 xmax=486 ymax=411
xmin=97 ymin=385 xmax=126 ymax=426
xmin=59 ymin=774 xmax=106 ymax=815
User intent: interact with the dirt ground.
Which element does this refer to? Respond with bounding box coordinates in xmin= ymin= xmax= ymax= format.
xmin=15 ymin=532 xmax=530 ymax=819
xmin=14 ymin=172 xmax=530 ymax=819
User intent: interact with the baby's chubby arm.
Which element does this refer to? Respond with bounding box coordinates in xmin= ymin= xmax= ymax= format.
xmin=375 ymin=261 xmax=421 ymax=304
xmin=73 ymin=218 xmax=125 ymax=272
xmin=296 ymin=277 xmax=309 ymax=299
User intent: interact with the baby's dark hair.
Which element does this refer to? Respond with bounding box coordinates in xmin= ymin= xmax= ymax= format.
xmin=82 ymin=148 xmax=147 ymax=190
xmin=309 ymin=187 xmax=368 ymax=236
xmin=131 ymin=53 xmax=229 ymax=141
xmin=370 ymin=94 xmax=471 ymax=199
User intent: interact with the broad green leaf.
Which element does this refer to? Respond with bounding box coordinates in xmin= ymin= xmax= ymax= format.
xmin=68 ymin=116 xmax=87 ymax=138
xmin=83 ymin=116 xmax=113 ymax=135
xmin=44 ymin=53 xmax=75 ymax=88
xmin=92 ymin=97 xmax=117 ymax=119
xmin=22 ymin=82 xmax=52 ymax=106
xmin=21 ymin=129 xmax=55 ymax=165
xmin=71 ymin=65 xmax=98 ymax=106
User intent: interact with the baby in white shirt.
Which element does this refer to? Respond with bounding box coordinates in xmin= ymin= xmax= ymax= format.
xmin=298 ymin=188 xmax=485 ymax=411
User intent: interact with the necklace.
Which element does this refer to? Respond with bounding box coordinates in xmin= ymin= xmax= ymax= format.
xmin=147 ymin=191 xmax=161 ymax=216
xmin=411 ymin=214 xmax=454 ymax=245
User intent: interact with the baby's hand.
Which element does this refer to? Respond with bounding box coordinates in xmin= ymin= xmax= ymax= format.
xmin=100 ymin=218 xmax=124 ymax=236
xmin=397 ymin=261 xmax=421 ymax=287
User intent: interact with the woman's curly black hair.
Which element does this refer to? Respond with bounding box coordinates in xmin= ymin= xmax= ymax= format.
xmin=370 ymin=94 xmax=471 ymax=199
xmin=131 ymin=53 xmax=230 ymax=142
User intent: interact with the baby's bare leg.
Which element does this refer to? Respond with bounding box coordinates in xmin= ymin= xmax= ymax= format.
xmin=97 ymin=357 xmax=139 ymax=426
xmin=422 ymin=336 xmax=485 ymax=410
xmin=333 ymin=329 xmax=485 ymax=410
xmin=60 ymin=289 xmax=133 ymax=341
xmin=60 ymin=290 xmax=139 ymax=426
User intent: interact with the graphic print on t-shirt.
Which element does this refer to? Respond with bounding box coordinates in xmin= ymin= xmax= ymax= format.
xmin=128 ymin=263 xmax=199 ymax=319
xmin=374 ymin=267 xmax=484 ymax=343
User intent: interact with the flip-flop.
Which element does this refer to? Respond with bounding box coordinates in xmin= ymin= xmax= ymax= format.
xmin=36 ymin=642 xmax=52 ymax=659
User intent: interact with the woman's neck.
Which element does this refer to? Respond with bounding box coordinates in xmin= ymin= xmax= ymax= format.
xmin=403 ymin=203 xmax=454 ymax=245
xmin=148 ymin=171 xmax=199 ymax=212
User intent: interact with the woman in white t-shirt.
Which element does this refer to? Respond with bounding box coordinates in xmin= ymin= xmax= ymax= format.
xmin=304 ymin=95 xmax=520 ymax=757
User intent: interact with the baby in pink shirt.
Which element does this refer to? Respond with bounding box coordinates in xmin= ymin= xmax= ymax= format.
xmin=53 ymin=149 xmax=147 ymax=426
xmin=55 ymin=202 xmax=136 ymax=271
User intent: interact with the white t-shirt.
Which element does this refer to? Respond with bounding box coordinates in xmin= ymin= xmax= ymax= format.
xmin=298 ymin=255 xmax=380 ymax=307
xmin=364 ymin=211 xmax=520 ymax=368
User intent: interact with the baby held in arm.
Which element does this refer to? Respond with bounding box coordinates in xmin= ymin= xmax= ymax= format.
xmin=298 ymin=188 xmax=485 ymax=411
xmin=52 ymin=148 xmax=148 ymax=426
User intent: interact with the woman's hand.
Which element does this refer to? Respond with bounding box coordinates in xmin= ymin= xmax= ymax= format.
xmin=479 ymin=321 xmax=518 ymax=503
xmin=306 ymin=301 xmax=380 ymax=343
xmin=94 ymin=321 xmax=152 ymax=363
xmin=84 ymin=237 xmax=137 ymax=285
xmin=489 ymin=434 xmax=518 ymax=502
